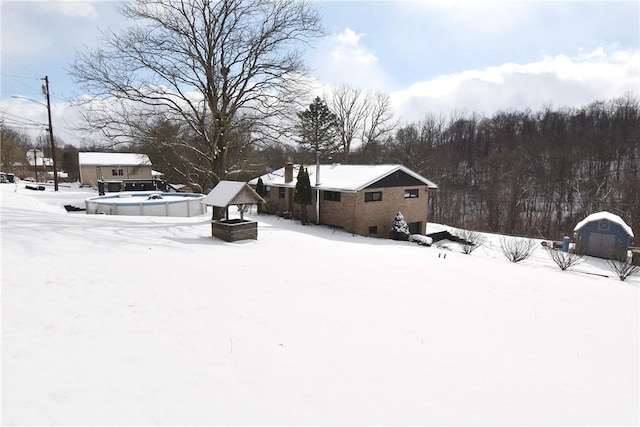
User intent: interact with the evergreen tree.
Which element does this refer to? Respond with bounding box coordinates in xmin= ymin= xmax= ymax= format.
xmin=294 ymin=166 xmax=312 ymax=225
xmin=296 ymin=96 xmax=339 ymax=155
xmin=390 ymin=211 xmax=410 ymax=241
xmin=255 ymin=177 xmax=266 ymax=214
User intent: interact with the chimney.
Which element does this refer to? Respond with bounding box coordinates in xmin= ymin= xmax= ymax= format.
xmin=284 ymin=162 xmax=293 ymax=183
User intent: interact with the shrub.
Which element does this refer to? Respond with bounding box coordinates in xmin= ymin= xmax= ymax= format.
xmin=409 ymin=234 xmax=433 ymax=246
xmin=500 ymin=236 xmax=537 ymax=263
xmin=457 ymin=230 xmax=487 ymax=254
xmin=390 ymin=212 xmax=410 ymax=241
xmin=545 ymin=247 xmax=583 ymax=271
xmin=607 ymin=251 xmax=640 ymax=281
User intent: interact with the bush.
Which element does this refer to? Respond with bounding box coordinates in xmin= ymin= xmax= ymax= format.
xmin=545 ymin=247 xmax=583 ymax=271
xmin=457 ymin=229 xmax=487 ymax=254
xmin=500 ymin=236 xmax=537 ymax=263
xmin=409 ymin=234 xmax=433 ymax=246
xmin=607 ymin=251 xmax=640 ymax=281
xmin=390 ymin=212 xmax=410 ymax=241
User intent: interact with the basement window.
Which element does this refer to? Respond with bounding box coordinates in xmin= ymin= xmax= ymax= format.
xmin=368 ymin=226 xmax=378 ymax=235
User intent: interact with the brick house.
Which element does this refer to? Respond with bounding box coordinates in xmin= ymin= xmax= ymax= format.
xmin=249 ymin=163 xmax=438 ymax=237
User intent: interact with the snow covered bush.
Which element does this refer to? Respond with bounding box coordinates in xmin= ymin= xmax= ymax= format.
xmin=545 ymin=247 xmax=583 ymax=271
xmin=607 ymin=252 xmax=639 ymax=281
xmin=499 ymin=236 xmax=537 ymax=263
xmin=457 ymin=229 xmax=487 ymax=254
xmin=390 ymin=212 xmax=410 ymax=241
xmin=409 ymin=234 xmax=433 ymax=246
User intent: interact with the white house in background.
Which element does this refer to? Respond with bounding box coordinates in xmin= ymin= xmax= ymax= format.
xmin=78 ymin=152 xmax=153 ymax=186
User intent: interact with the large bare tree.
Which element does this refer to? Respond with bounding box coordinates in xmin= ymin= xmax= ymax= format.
xmin=71 ymin=0 xmax=323 ymax=190
xmin=329 ymin=85 xmax=396 ymax=162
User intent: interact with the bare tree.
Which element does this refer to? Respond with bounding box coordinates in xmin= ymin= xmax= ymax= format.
xmin=71 ymin=0 xmax=323 ymax=190
xmin=331 ymin=85 xmax=367 ymax=162
xmin=361 ymin=91 xmax=397 ymax=153
xmin=607 ymin=252 xmax=640 ymax=281
xmin=545 ymin=247 xmax=584 ymax=271
xmin=500 ymin=236 xmax=537 ymax=263
xmin=457 ymin=229 xmax=487 ymax=255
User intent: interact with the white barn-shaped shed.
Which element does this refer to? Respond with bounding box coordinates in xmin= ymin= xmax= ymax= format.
xmin=574 ymin=211 xmax=634 ymax=258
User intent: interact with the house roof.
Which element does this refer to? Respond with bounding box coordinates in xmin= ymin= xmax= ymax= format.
xmin=27 ymin=158 xmax=53 ymax=167
xmin=78 ymin=152 xmax=152 ymax=166
xmin=574 ymin=211 xmax=634 ymax=237
xmin=248 ymin=164 xmax=438 ymax=192
xmin=201 ymin=181 xmax=265 ymax=207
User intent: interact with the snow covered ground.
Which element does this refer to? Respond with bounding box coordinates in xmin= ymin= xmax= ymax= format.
xmin=1 ymin=182 xmax=638 ymax=425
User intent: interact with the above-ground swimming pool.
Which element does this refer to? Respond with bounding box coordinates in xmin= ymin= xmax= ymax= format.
xmin=85 ymin=192 xmax=207 ymax=217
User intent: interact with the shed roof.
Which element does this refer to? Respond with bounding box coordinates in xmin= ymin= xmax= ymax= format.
xmin=78 ymin=152 xmax=152 ymax=166
xmin=574 ymin=211 xmax=634 ymax=237
xmin=201 ymin=181 xmax=265 ymax=207
xmin=249 ymin=164 xmax=438 ymax=192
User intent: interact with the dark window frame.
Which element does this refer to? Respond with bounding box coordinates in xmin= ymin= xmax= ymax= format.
xmin=323 ymin=191 xmax=341 ymax=202
xmin=364 ymin=191 xmax=382 ymax=202
xmin=404 ymin=188 xmax=419 ymax=198
xmin=278 ymin=187 xmax=286 ymax=199
xmin=368 ymin=226 xmax=378 ymax=235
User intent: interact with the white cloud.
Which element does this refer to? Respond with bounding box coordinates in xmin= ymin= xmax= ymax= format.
xmin=309 ymin=27 xmax=394 ymax=92
xmin=41 ymin=1 xmax=98 ymax=20
xmin=390 ymin=48 xmax=640 ymax=123
xmin=330 ymin=28 xmax=378 ymax=64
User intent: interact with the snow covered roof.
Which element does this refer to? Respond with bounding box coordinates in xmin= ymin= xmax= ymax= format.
xmin=249 ymin=164 xmax=438 ymax=192
xmin=574 ymin=211 xmax=634 ymax=237
xmin=78 ymin=152 xmax=152 ymax=166
xmin=27 ymin=158 xmax=53 ymax=167
xmin=201 ymin=181 xmax=265 ymax=207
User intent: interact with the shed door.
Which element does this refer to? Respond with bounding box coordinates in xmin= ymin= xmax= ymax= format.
xmin=587 ymin=232 xmax=616 ymax=258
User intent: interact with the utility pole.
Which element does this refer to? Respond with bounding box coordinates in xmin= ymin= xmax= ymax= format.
xmin=32 ymin=148 xmax=38 ymax=182
xmin=42 ymin=76 xmax=59 ymax=191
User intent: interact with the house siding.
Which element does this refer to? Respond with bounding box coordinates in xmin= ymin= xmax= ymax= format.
xmin=79 ymin=164 xmax=154 ymax=186
xmin=353 ymin=186 xmax=429 ymax=237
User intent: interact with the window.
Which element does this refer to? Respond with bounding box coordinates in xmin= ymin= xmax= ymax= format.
xmin=279 ymin=187 xmax=286 ymax=199
xmin=598 ymin=220 xmax=610 ymax=231
xmin=404 ymin=189 xmax=419 ymax=198
xmin=111 ymin=168 xmax=123 ymax=176
xmin=368 ymin=226 xmax=378 ymax=235
xmin=323 ymin=191 xmax=341 ymax=202
xmin=365 ymin=191 xmax=382 ymax=202
xmin=264 ymin=186 xmax=271 ymax=198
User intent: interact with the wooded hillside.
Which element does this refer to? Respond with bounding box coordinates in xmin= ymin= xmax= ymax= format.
xmin=352 ymin=95 xmax=639 ymax=239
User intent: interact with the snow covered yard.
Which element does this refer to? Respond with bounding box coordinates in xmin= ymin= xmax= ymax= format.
xmin=1 ymin=183 xmax=638 ymax=425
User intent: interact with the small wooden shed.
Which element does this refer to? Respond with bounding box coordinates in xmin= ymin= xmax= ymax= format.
xmin=574 ymin=211 xmax=634 ymax=258
xmin=201 ymin=181 xmax=265 ymax=241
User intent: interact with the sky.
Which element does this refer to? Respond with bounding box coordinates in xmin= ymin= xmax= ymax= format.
xmin=0 ymin=0 xmax=638 ymax=147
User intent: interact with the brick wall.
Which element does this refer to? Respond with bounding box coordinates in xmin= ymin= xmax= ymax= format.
xmin=262 ymin=184 xmax=431 ymax=237
xmin=353 ymin=186 xmax=429 ymax=237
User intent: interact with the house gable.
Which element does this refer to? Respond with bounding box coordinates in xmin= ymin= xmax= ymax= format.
xmin=365 ymin=170 xmax=427 ymax=189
